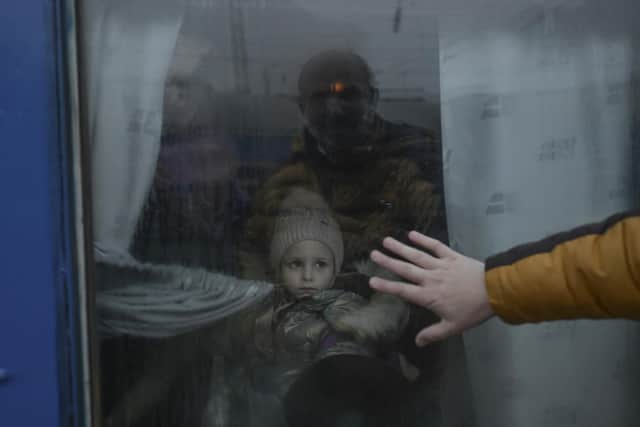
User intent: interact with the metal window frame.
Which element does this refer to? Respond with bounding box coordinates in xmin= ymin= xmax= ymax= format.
xmin=0 ymin=1 xmax=98 ymax=426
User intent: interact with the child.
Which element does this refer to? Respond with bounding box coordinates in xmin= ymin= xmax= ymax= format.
xmin=251 ymin=207 xmax=374 ymax=394
xmin=245 ymin=203 xmax=414 ymax=427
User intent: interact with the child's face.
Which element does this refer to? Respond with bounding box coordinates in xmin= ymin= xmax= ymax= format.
xmin=280 ymin=240 xmax=335 ymax=298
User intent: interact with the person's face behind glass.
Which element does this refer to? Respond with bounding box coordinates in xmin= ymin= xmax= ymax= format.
xmin=160 ymin=75 xmax=237 ymax=185
xmin=280 ymin=240 xmax=336 ymax=299
xmin=164 ymin=76 xmax=200 ymax=133
xmin=298 ymin=55 xmax=378 ymax=159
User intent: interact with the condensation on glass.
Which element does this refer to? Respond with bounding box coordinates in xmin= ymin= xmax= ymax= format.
xmin=79 ymin=1 xmax=640 ymax=427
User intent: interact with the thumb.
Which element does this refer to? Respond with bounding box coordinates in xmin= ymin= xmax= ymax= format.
xmin=415 ymin=320 xmax=456 ymax=347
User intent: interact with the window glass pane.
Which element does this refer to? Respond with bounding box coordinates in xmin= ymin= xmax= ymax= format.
xmin=79 ymin=1 xmax=640 ymax=427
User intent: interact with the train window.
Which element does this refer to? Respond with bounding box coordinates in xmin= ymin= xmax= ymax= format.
xmin=77 ymin=1 xmax=640 ymax=426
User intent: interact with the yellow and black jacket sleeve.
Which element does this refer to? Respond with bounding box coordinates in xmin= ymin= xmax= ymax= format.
xmin=484 ymin=210 xmax=640 ymax=324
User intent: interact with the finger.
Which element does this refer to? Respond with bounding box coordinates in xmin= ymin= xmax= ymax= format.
xmin=369 ymin=277 xmax=432 ymax=307
xmin=415 ymin=321 xmax=456 ymax=347
xmin=408 ymin=231 xmax=457 ymax=259
xmin=370 ymin=250 xmax=434 ymax=284
xmin=382 ymin=236 xmax=443 ymax=270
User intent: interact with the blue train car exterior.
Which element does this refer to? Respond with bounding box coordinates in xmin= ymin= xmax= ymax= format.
xmin=0 ymin=1 xmax=83 ymax=426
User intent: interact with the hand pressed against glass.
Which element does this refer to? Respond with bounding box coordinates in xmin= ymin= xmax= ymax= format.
xmin=369 ymin=231 xmax=492 ymax=346
xmin=280 ymin=240 xmax=335 ymax=298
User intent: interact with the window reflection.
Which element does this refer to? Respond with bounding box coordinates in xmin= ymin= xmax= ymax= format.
xmin=82 ymin=1 xmax=640 ymax=427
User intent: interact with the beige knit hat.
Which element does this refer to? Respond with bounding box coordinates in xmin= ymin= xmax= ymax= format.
xmin=269 ymin=207 xmax=344 ymax=275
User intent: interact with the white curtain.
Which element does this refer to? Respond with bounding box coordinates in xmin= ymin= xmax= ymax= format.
xmin=440 ymin=3 xmax=640 ymax=427
xmin=80 ymin=0 xmax=273 ymax=338
xmin=82 ymin=0 xmax=184 ymax=257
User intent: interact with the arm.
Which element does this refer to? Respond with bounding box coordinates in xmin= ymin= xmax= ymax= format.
xmin=486 ymin=211 xmax=640 ymax=323
xmin=368 ymin=211 xmax=640 ymax=346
